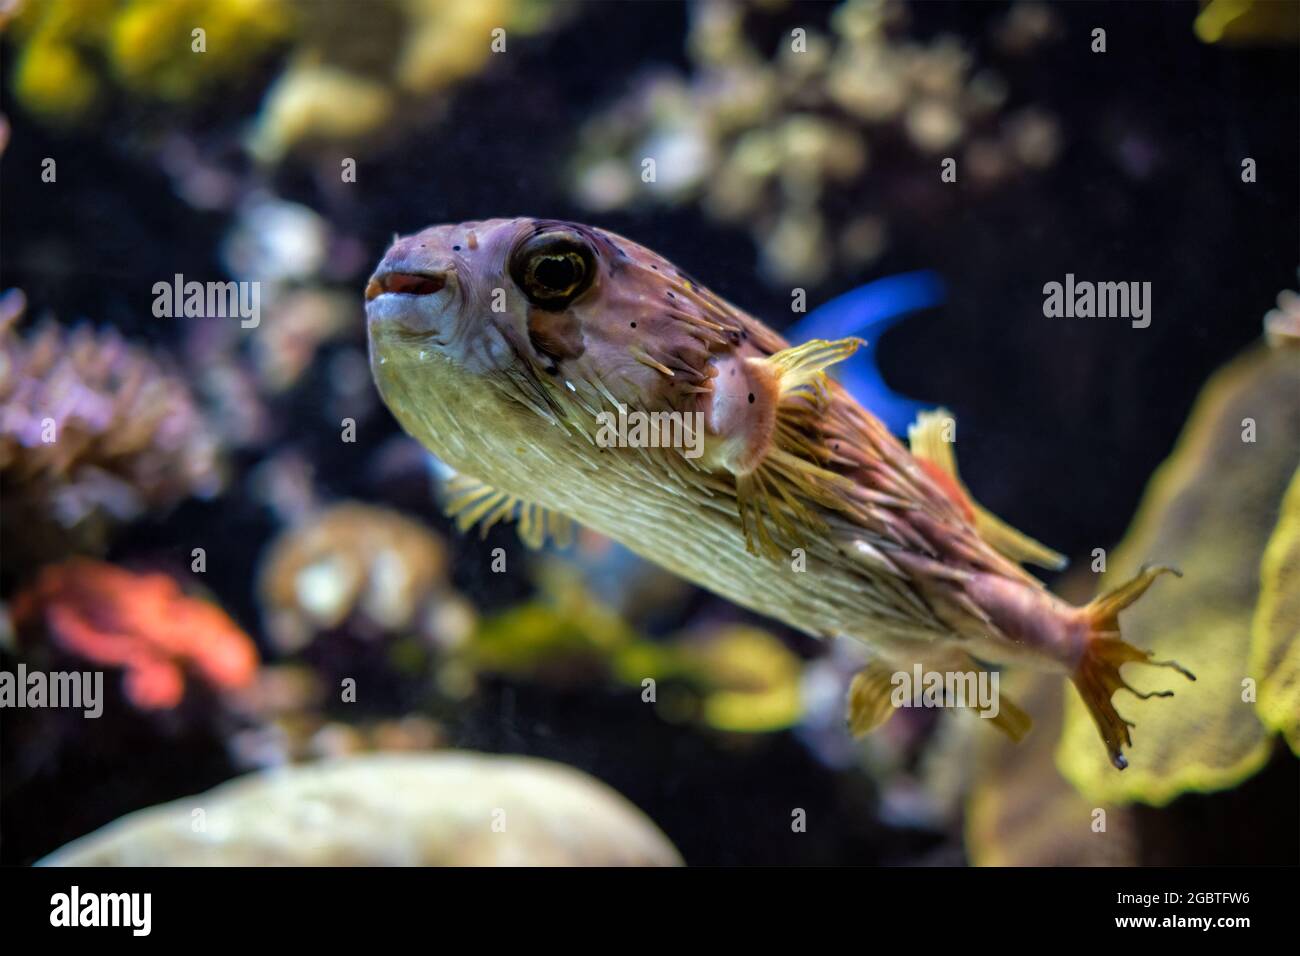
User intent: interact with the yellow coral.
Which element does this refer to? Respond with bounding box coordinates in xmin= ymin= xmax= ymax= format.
xmin=967 ymin=670 xmax=1136 ymax=866
xmin=1251 ymin=466 xmax=1300 ymax=752
xmin=14 ymin=38 xmax=98 ymax=120
xmin=109 ymin=0 xmax=291 ymax=100
xmin=1055 ymin=344 xmax=1300 ymax=805
xmin=9 ymin=0 xmax=291 ymax=120
xmin=1194 ymin=0 xmax=1300 ymax=45
xmin=396 ymin=0 xmax=509 ymax=94
xmin=247 ymin=64 xmax=394 ymax=164
xmin=676 ymin=626 xmax=804 ymax=733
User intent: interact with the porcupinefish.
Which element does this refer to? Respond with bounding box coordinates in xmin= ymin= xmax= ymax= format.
xmin=364 ymin=217 xmax=1193 ymax=768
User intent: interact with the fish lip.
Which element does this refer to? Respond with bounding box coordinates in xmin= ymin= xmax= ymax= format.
xmin=365 ymin=270 xmax=449 ymax=301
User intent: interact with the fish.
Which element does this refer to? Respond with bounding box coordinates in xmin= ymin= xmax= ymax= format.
xmin=364 ymin=217 xmax=1193 ymax=769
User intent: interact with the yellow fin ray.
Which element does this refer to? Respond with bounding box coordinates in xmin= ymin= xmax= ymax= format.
xmin=443 ymin=474 xmax=574 ymax=550
xmin=908 ymin=408 xmax=1067 ymax=571
xmin=847 ymin=660 xmax=899 ymax=737
xmin=766 ymin=337 xmax=864 ymax=388
xmin=733 ymin=339 xmax=864 ymax=558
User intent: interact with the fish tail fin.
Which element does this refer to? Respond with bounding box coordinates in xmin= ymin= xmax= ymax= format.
xmin=1071 ymin=564 xmax=1195 ymax=769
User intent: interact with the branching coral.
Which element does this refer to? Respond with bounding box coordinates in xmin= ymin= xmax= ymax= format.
xmin=570 ymin=0 xmax=1060 ymax=286
xmin=0 ymin=290 xmax=223 ymax=561
xmin=11 ymin=558 xmax=259 ymax=710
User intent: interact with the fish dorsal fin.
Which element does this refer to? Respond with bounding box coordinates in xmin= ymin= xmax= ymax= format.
xmin=730 ymin=338 xmax=863 ymax=558
xmin=443 ymin=473 xmax=574 ymax=550
xmin=908 ymin=409 xmax=1068 ymax=572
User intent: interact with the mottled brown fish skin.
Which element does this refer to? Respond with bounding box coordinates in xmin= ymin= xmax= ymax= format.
xmin=365 ymin=217 xmax=1191 ymax=768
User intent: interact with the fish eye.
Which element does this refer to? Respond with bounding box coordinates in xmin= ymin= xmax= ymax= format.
xmin=509 ymin=232 xmax=596 ymax=310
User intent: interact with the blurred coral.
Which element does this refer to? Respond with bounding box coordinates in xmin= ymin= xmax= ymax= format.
xmin=1194 ymin=0 xmax=1300 ymax=46
xmin=461 ymin=562 xmax=646 ymax=688
xmin=257 ymin=501 xmax=470 ymax=652
xmin=7 ymin=0 xmax=291 ymax=123
xmin=670 ymin=625 xmax=804 ymax=733
xmin=967 ymin=669 xmax=1137 ymax=865
xmin=1250 ymin=466 xmax=1300 ymax=753
xmin=569 ymin=0 xmax=1061 ymax=286
xmin=1264 ymin=281 xmax=1300 ymax=349
xmin=245 ymin=0 xmax=565 ymax=163
xmin=463 ymin=561 xmax=807 ymax=733
xmin=0 ymin=291 xmax=223 ymax=561
xmin=11 ymin=558 xmax=259 ymax=710
xmin=251 ymin=289 xmax=355 ymax=392
xmin=41 ymin=752 xmax=683 ymax=866
xmin=5 ymin=0 xmax=561 ymax=162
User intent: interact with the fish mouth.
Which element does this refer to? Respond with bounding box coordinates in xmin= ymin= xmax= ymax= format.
xmin=365 ymin=271 xmax=447 ymax=301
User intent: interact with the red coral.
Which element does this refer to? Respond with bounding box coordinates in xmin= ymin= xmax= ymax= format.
xmin=12 ymin=559 xmax=259 ymax=710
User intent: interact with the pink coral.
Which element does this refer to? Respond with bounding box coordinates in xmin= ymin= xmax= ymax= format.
xmin=0 ymin=290 xmax=222 ymax=559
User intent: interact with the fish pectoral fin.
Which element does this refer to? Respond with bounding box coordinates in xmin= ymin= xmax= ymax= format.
xmin=846 ymin=660 xmax=900 ymax=737
xmin=442 ymin=473 xmax=575 ymax=550
xmin=908 ymin=408 xmax=1067 ymax=571
xmin=764 ymin=337 xmax=864 ymax=390
xmin=731 ymin=339 xmax=864 ymax=558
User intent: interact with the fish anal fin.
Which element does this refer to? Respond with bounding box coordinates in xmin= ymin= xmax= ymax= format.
xmin=847 ymin=660 xmax=899 ymax=737
xmin=443 ymin=474 xmax=574 ymax=550
xmin=908 ymin=409 xmax=1068 ymax=572
xmin=948 ymin=651 xmax=1033 ymax=741
xmin=982 ymin=689 xmax=1033 ymax=742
